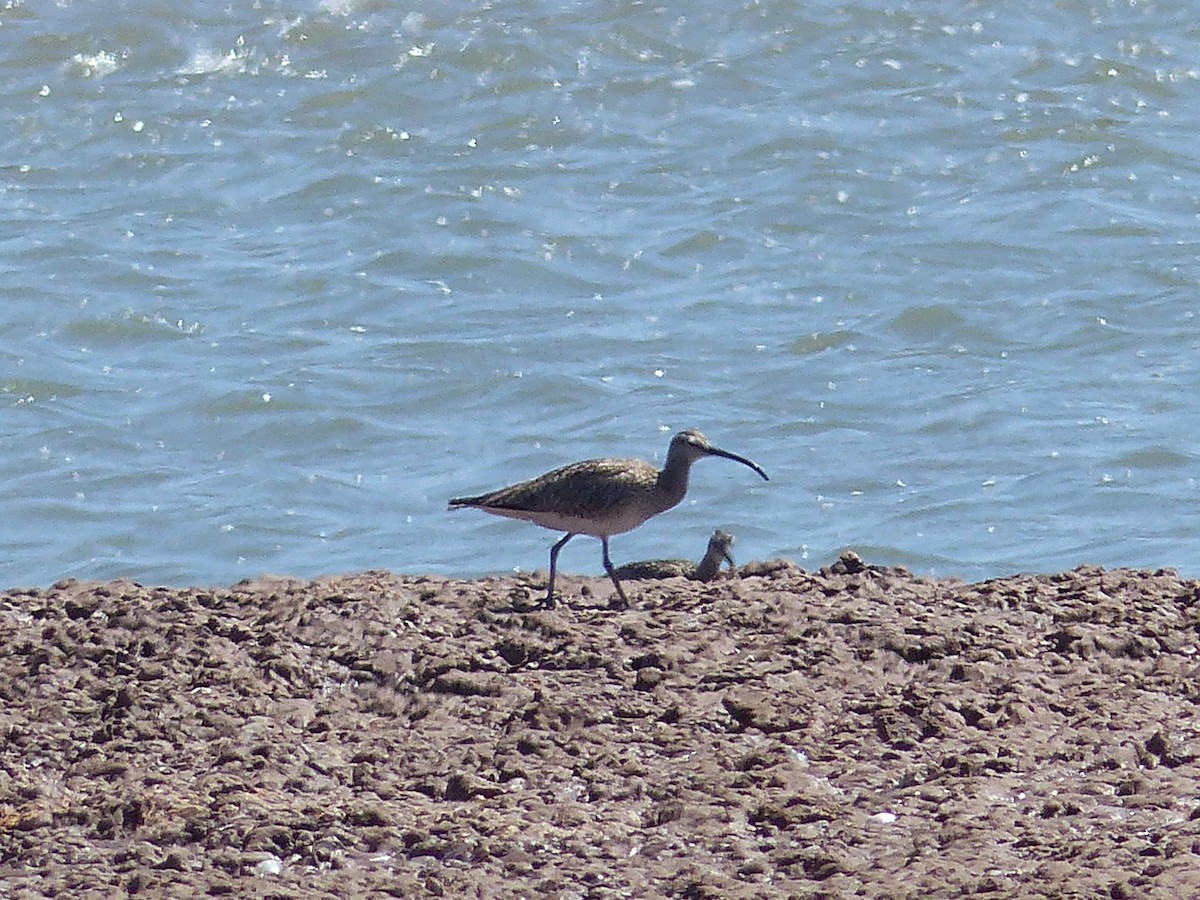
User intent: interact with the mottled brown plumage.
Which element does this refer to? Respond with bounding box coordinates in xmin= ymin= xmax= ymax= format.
xmin=449 ymin=430 xmax=767 ymax=608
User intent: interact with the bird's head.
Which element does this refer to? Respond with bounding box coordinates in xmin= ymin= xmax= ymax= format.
xmin=668 ymin=430 xmax=769 ymax=481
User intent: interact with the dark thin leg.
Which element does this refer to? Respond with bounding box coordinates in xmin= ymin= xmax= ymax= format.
xmin=545 ymin=533 xmax=575 ymax=609
xmin=600 ymin=537 xmax=629 ymax=610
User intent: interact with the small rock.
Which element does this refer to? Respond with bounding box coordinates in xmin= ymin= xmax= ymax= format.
xmin=634 ymin=667 xmax=665 ymax=691
xmin=252 ymin=854 xmax=283 ymax=877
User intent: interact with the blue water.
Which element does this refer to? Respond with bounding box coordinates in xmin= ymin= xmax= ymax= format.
xmin=3 ymin=1 xmax=1200 ymax=588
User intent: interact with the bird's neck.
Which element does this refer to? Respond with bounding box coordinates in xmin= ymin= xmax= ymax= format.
xmin=656 ymin=457 xmax=691 ymax=509
xmin=695 ymin=545 xmax=723 ymax=581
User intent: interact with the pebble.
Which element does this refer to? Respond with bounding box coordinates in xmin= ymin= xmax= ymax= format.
xmin=252 ymin=855 xmax=283 ymax=877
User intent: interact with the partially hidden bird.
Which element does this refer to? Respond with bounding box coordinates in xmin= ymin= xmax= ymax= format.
xmin=448 ymin=430 xmax=768 ymax=608
xmin=613 ymin=528 xmax=737 ymax=582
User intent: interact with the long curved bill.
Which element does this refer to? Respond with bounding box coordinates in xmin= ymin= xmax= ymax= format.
xmin=708 ymin=446 xmax=769 ymax=481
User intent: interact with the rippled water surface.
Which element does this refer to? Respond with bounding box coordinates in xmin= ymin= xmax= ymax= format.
xmin=4 ymin=0 xmax=1200 ymax=587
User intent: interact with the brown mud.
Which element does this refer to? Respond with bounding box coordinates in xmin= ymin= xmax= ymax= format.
xmin=2 ymin=556 xmax=1200 ymax=898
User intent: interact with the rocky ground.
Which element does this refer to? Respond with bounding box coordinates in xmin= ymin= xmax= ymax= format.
xmin=2 ymin=555 xmax=1200 ymax=898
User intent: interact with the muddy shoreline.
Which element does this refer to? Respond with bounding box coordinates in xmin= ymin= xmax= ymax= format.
xmin=2 ymin=559 xmax=1199 ymax=897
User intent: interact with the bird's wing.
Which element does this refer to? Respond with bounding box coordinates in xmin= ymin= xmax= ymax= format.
xmin=470 ymin=457 xmax=655 ymax=517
